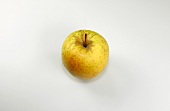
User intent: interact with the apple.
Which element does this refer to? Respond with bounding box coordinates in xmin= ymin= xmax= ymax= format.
xmin=62 ymin=30 xmax=109 ymax=80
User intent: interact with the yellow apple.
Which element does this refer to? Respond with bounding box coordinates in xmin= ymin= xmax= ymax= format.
xmin=62 ymin=30 xmax=109 ymax=80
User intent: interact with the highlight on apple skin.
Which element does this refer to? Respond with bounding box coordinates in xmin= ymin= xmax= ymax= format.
xmin=62 ymin=30 xmax=109 ymax=80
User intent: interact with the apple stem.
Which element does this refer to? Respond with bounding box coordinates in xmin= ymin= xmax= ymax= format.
xmin=83 ymin=34 xmax=87 ymax=48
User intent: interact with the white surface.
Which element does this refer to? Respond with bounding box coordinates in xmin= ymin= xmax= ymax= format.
xmin=0 ymin=0 xmax=170 ymax=111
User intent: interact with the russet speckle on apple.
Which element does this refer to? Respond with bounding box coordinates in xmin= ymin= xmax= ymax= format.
xmin=62 ymin=30 xmax=109 ymax=80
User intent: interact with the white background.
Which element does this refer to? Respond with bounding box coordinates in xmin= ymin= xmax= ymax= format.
xmin=0 ymin=0 xmax=170 ymax=111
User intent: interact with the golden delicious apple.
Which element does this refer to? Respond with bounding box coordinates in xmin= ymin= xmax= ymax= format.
xmin=62 ymin=30 xmax=109 ymax=80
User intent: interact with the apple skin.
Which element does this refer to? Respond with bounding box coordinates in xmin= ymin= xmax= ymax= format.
xmin=62 ymin=30 xmax=109 ymax=79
